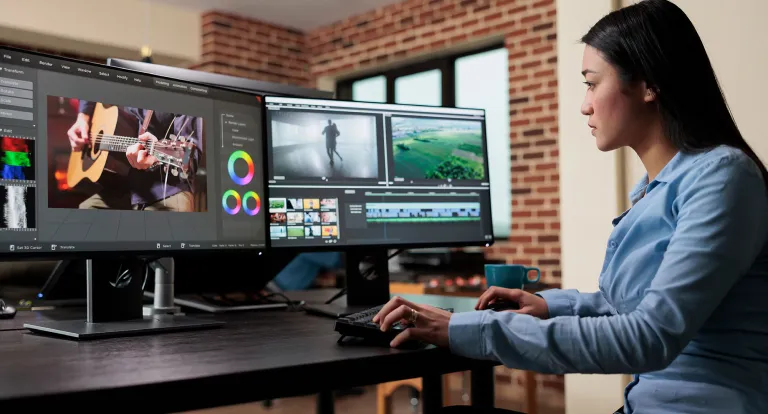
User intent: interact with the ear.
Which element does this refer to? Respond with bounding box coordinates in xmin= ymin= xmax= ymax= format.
xmin=643 ymin=85 xmax=658 ymax=103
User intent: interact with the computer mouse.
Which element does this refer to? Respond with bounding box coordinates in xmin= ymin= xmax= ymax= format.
xmin=486 ymin=300 xmax=520 ymax=311
xmin=0 ymin=301 xmax=16 ymax=319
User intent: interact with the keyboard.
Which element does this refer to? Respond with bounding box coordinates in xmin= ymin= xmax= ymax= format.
xmin=334 ymin=304 xmax=453 ymax=346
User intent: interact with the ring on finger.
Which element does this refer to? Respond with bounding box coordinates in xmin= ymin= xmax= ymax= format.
xmin=408 ymin=308 xmax=419 ymax=324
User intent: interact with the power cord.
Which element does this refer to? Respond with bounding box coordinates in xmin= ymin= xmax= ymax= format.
xmin=325 ymin=249 xmax=404 ymax=305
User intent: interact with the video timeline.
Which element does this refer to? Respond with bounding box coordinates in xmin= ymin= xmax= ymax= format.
xmin=270 ymin=197 xmax=339 ymax=241
xmin=366 ymin=202 xmax=481 ymax=223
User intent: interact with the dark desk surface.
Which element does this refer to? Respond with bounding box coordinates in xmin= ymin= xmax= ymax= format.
xmin=0 ymin=290 xmax=497 ymax=412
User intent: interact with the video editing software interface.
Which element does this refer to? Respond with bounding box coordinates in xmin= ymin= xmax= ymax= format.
xmin=0 ymin=48 xmax=265 ymax=254
xmin=265 ymin=96 xmax=493 ymax=247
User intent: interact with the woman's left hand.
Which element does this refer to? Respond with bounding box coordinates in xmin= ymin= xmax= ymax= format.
xmin=372 ymin=296 xmax=452 ymax=348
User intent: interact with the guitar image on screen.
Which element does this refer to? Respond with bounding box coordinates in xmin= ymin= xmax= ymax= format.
xmin=66 ymin=102 xmax=196 ymax=188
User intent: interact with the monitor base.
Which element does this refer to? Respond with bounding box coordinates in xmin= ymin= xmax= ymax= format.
xmin=24 ymin=315 xmax=222 ymax=340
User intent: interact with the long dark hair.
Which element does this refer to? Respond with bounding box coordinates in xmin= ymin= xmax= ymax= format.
xmin=582 ymin=0 xmax=768 ymax=188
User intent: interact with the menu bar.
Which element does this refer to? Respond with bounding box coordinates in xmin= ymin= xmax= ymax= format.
xmin=0 ymin=48 xmax=257 ymax=105
xmin=4 ymin=241 xmax=265 ymax=254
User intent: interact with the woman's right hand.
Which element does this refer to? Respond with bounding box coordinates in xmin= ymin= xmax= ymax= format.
xmin=475 ymin=287 xmax=550 ymax=319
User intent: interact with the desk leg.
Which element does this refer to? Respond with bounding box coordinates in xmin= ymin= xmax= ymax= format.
xmin=422 ymin=375 xmax=443 ymax=414
xmin=471 ymin=366 xmax=495 ymax=408
xmin=317 ymin=391 xmax=334 ymax=414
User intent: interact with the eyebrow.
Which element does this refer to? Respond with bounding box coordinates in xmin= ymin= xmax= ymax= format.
xmin=581 ymin=69 xmax=598 ymax=76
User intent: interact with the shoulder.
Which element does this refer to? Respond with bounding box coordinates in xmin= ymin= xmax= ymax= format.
xmin=672 ymin=145 xmax=767 ymax=211
xmin=681 ymin=145 xmax=764 ymax=185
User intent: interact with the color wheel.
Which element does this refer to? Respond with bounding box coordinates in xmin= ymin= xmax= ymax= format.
xmin=222 ymin=190 xmax=241 ymax=215
xmin=242 ymin=191 xmax=261 ymax=216
xmin=227 ymin=150 xmax=254 ymax=185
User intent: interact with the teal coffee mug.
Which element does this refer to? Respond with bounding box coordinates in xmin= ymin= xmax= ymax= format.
xmin=484 ymin=264 xmax=541 ymax=289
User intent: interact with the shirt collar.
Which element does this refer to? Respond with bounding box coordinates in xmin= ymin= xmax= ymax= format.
xmin=628 ymin=150 xmax=690 ymax=205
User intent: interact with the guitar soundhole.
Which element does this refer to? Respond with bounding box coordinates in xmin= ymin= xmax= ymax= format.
xmin=91 ymin=129 xmax=103 ymax=158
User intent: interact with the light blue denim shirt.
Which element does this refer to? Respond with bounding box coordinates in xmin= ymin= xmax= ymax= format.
xmin=449 ymin=145 xmax=768 ymax=414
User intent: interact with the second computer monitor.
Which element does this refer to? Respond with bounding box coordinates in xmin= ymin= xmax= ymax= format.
xmin=264 ymin=96 xmax=494 ymax=248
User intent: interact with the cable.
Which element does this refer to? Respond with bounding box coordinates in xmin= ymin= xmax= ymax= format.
xmin=260 ymin=291 xmax=303 ymax=312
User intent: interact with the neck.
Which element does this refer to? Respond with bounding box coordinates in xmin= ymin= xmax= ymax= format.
xmin=630 ymin=120 xmax=678 ymax=183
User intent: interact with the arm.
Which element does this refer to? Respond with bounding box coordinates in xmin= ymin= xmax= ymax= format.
xmin=449 ymin=154 xmax=768 ymax=374
xmin=78 ymin=100 xmax=95 ymax=117
xmin=536 ymin=289 xmax=615 ymax=318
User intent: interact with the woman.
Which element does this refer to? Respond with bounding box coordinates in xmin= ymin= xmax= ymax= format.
xmin=373 ymin=1 xmax=768 ymax=413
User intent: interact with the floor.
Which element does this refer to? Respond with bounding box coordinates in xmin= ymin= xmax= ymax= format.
xmin=183 ymin=379 xmax=565 ymax=414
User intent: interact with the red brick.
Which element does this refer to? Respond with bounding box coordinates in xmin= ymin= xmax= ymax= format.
xmin=509 ymin=236 xmax=533 ymax=244
xmin=533 ymin=45 xmax=554 ymax=55
xmin=512 ymin=211 xmax=532 ymax=218
xmin=524 ymin=175 xmax=547 ymax=183
xmin=522 ymin=83 xmax=542 ymax=92
xmin=533 ymin=0 xmax=555 ymax=8
xmin=524 ymin=222 xmax=546 ymax=230
xmin=511 ymin=119 xmax=531 ymax=127
xmin=536 ymin=162 xmax=557 ymax=170
xmin=462 ymin=19 xmax=479 ymax=28
xmin=535 ymin=92 xmax=556 ymax=101
xmin=537 ymin=186 xmax=559 ymax=194
xmin=524 ymin=247 xmax=546 ymax=255
xmin=485 ymin=12 xmax=503 ymax=22
xmin=521 ymin=36 xmax=541 ymax=46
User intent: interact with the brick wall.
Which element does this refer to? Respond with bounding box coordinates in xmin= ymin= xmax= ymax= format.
xmin=308 ymin=0 xmax=561 ymax=287
xmin=190 ymin=11 xmax=312 ymax=87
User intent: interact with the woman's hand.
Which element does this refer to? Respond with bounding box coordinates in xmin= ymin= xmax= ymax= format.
xmin=475 ymin=287 xmax=550 ymax=319
xmin=372 ymin=296 xmax=452 ymax=348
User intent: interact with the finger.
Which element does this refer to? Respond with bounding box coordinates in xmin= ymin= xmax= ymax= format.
xmin=374 ymin=296 xmax=420 ymax=323
xmin=390 ymin=327 xmax=416 ymax=348
xmin=476 ymin=287 xmax=498 ymax=310
xmin=137 ymin=150 xmax=147 ymax=164
xmin=79 ymin=126 xmax=89 ymax=141
xmin=380 ymin=304 xmax=412 ymax=332
xmin=145 ymin=155 xmax=158 ymax=166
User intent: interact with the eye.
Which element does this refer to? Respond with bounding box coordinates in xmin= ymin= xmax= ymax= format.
xmin=583 ymin=81 xmax=595 ymax=90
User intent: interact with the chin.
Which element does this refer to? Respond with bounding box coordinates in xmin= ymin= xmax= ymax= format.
xmin=595 ymin=136 xmax=620 ymax=152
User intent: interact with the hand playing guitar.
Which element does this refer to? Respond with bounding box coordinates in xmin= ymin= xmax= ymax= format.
xmin=126 ymin=132 xmax=159 ymax=170
xmin=67 ymin=113 xmax=90 ymax=151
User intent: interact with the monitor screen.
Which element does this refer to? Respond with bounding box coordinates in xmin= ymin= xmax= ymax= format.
xmin=264 ymin=96 xmax=494 ymax=249
xmin=0 ymin=47 xmax=266 ymax=257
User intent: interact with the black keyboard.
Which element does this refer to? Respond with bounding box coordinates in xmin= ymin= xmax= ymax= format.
xmin=334 ymin=304 xmax=453 ymax=346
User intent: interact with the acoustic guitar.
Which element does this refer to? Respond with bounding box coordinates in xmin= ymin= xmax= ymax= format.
xmin=66 ymin=103 xmax=196 ymax=188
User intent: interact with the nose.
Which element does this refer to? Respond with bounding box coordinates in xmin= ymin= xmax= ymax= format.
xmin=581 ymin=94 xmax=593 ymax=116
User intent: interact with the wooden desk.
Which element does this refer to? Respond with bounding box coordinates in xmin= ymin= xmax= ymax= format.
xmin=0 ymin=291 xmax=498 ymax=413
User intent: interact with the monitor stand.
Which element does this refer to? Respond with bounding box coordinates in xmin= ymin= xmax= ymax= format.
xmin=24 ymin=257 xmax=223 ymax=340
xmin=303 ymin=250 xmax=391 ymax=318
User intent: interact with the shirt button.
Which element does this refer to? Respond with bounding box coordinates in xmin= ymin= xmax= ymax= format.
xmin=608 ymin=240 xmax=618 ymax=249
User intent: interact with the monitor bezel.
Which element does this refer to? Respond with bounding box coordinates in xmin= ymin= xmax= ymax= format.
xmin=261 ymin=94 xmax=496 ymax=252
xmin=0 ymin=45 xmax=268 ymax=261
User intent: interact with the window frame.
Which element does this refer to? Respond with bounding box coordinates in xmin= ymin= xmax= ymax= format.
xmin=336 ymin=42 xmax=504 ymax=107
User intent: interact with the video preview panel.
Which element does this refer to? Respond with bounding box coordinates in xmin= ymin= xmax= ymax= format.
xmin=265 ymin=96 xmax=494 ymax=249
xmin=391 ymin=116 xmax=485 ymax=181
xmin=47 ymin=96 xmax=205 ymax=212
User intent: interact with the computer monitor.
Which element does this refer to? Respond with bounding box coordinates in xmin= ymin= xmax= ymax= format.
xmin=263 ymin=96 xmax=494 ymax=314
xmin=0 ymin=46 xmax=266 ymax=338
xmin=106 ymin=58 xmax=333 ymax=99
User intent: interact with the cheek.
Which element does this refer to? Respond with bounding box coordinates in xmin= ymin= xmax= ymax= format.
xmin=593 ymin=87 xmax=630 ymax=131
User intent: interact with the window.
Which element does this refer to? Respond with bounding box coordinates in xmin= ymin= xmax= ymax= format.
xmin=338 ymin=45 xmax=512 ymax=238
